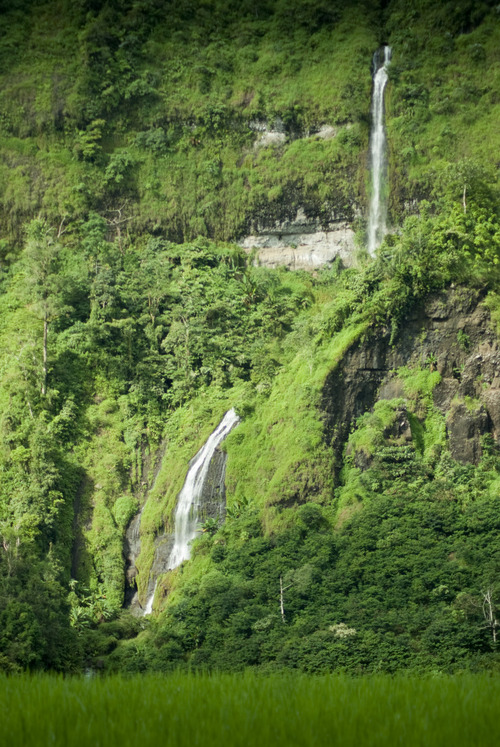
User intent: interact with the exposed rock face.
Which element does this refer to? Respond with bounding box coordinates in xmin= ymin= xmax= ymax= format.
xmin=483 ymin=385 xmax=500 ymax=440
xmin=238 ymin=114 xmax=361 ymax=269
xmin=253 ymin=130 xmax=287 ymax=149
xmin=197 ymin=447 xmax=228 ymax=522
xmin=239 ymin=113 xmax=359 ymax=270
xmin=123 ymin=441 xmax=167 ymax=613
xmin=382 ymin=406 xmax=413 ymax=443
xmin=240 ymin=207 xmax=356 ymax=269
xmin=447 ymin=402 xmax=491 ymax=464
xmin=150 ymin=533 xmax=175 ymax=583
xmin=249 ymin=119 xmax=338 ymax=144
xmin=314 ymin=125 xmax=337 ymax=139
xmin=322 ymin=287 xmax=499 ymax=473
xmin=123 ymin=510 xmax=142 ymax=607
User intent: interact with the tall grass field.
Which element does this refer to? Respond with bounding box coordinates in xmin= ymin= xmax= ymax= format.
xmin=2 ymin=673 xmax=499 ymax=746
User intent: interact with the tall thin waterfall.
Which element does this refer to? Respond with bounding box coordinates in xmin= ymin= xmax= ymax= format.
xmin=143 ymin=408 xmax=239 ymax=614
xmin=367 ymin=45 xmax=391 ymax=256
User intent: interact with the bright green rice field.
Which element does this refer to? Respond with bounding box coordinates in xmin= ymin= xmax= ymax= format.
xmin=2 ymin=673 xmax=500 ymax=746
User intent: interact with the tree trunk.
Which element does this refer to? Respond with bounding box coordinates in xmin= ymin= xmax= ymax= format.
xmin=279 ymin=576 xmax=293 ymax=623
xmin=482 ymin=588 xmax=498 ymax=644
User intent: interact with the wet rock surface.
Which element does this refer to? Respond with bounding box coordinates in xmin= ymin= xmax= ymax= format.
xmin=198 ymin=447 xmax=228 ymax=522
xmin=123 ymin=441 xmax=167 ymax=614
xmin=447 ymin=402 xmax=491 ymax=465
xmin=123 ymin=510 xmax=142 ymax=608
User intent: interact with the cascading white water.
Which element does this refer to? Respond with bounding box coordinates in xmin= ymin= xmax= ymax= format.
xmin=168 ymin=407 xmax=240 ymax=568
xmin=367 ymin=45 xmax=391 ymax=256
xmin=143 ymin=408 xmax=239 ymax=614
xmin=143 ymin=581 xmax=156 ymax=615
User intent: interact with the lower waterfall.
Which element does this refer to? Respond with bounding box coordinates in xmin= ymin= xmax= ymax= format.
xmin=143 ymin=408 xmax=240 ymax=614
xmin=143 ymin=581 xmax=156 ymax=615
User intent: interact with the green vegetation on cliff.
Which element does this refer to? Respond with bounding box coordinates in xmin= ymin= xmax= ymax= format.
xmin=0 ymin=0 xmax=500 ymax=675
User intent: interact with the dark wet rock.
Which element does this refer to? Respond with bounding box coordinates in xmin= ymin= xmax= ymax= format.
xmin=425 ymin=297 xmax=451 ymax=321
xmin=125 ymin=444 xmax=231 ymax=614
xmin=152 ymin=533 xmax=175 ymax=576
xmin=124 ymin=511 xmax=142 ymax=590
xmin=198 ymin=447 xmax=228 ymax=522
xmin=123 ymin=440 xmax=167 ymax=613
xmin=481 ymin=385 xmax=500 ymax=441
xmin=447 ymin=402 xmax=491 ymax=465
xmin=378 ymin=377 xmax=406 ymax=401
xmin=383 ymin=407 xmax=413 ymax=442
xmin=321 ymin=287 xmax=498 ymax=477
xmin=433 ymin=379 xmax=460 ymax=414
xmin=124 ymin=509 xmax=148 ymax=613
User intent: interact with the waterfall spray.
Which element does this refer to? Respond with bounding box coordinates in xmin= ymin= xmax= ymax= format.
xmin=367 ymin=46 xmax=391 ymax=256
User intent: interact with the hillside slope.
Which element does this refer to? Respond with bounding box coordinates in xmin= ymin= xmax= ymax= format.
xmin=0 ymin=0 xmax=499 ymax=673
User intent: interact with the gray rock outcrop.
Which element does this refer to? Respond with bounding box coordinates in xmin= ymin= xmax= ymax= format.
xmin=240 ymin=207 xmax=357 ymax=269
xmin=322 ymin=287 xmax=499 ymax=475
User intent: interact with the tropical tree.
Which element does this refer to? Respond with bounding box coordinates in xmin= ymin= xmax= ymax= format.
xmin=23 ymin=219 xmax=71 ymax=396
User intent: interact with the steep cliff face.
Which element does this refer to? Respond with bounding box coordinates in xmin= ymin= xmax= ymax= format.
xmin=322 ymin=287 xmax=499 ymax=477
xmin=237 ymin=124 xmax=361 ymax=269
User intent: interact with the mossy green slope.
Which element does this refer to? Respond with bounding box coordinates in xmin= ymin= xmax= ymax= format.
xmin=0 ymin=0 xmax=500 ymax=674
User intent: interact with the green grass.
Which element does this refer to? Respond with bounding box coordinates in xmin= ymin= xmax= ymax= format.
xmin=1 ymin=673 xmax=500 ymax=746
xmin=386 ymin=2 xmax=500 ymax=214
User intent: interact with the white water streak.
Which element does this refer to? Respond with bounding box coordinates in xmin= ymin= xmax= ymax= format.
xmin=367 ymin=46 xmax=391 ymax=256
xmin=143 ymin=581 xmax=156 ymax=615
xmin=168 ymin=408 xmax=240 ymax=568
xmin=143 ymin=409 xmax=239 ymax=615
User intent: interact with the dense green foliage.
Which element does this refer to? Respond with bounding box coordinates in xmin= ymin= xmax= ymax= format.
xmin=0 ymin=224 xmax=316 ymax=669
xmin=0 ymin=0 xmax=500 ymax=676
xmin=110 ymin=430 xmax=500 ymax=674
xmin=386 ymin=0 xmax=500 ymax=216
xmin=2 ymin=672 xmax=500 ymax=746
xmin=0 ymin=0 xmax=381 ymax=251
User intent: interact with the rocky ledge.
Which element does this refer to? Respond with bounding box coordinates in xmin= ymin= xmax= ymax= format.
xmin=239 ymin=207 xmax=357 ymax=270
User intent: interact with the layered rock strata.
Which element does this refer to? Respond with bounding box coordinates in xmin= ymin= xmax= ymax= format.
xmin=240 ymin=207 xmax=356 ymax=270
